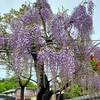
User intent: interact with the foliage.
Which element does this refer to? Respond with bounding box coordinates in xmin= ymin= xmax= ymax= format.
xmin=0 ymin=14 xmax=7 ymax=34
xmin=0 ymin=83 xmax=6 ymax=93
xmin=2 ymin=4 xmax=26 ymax=24
xmin=27 ymin=81 xmax=37 ymax=88
xmin=65 ymin=83 xmax=83 ymax=98
xmin=90 ymin=57 xmax=97 ymax=71
xmin=90 ymin=48 xmax=100 ymax=72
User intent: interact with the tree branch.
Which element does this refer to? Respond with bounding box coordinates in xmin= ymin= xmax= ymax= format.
xmin=21 ymin=75 xmax=37 ymax=84
xmin=38 ymin=7 xmax=48 ymax=39
xmin=54 ymin=80 xmax=71 ymax=94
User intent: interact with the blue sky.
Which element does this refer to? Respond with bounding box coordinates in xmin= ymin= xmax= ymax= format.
xmin=0 ymin=0 xmax=100 ymax=78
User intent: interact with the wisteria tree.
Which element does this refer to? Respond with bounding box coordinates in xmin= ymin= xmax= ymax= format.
xmin=0 ymin=0 xmax=100 ymax=100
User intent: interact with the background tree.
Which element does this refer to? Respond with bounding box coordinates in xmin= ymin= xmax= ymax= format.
xmin=0 ymin=76 xmax=37 ymax=93
xmin=0 ymin=83 xmax=6 ymax=93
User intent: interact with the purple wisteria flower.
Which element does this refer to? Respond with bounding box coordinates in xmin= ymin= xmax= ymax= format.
xmin=0 ymin=36 xmax=5 ymax=46
xmin=71 ymin=4 xmax=93 ymax=36
xmin=93 ymin=74 xmax=100 ymax=90
xmin=87 ymin=0 xmax=95 ymax=16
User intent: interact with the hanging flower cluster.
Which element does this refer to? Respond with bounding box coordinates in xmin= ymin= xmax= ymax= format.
xmin=37 ymin=47 xmax=75 ymax=77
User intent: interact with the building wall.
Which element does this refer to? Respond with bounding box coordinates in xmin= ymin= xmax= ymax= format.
xmin=15 ymin=88 xmax=37 ymax=100
xmin=3 ymin=88 xmax=37 ymax=100
xmin=15 ymin=89 xmax=20 ymax=96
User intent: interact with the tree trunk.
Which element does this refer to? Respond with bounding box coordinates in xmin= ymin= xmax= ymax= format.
xmin=31 ymin=53 xmax=71 ymax=100
xmin=18 ymin=76 xmax=31 ymax=100
xmin=20 ymin=86 xmax=25 ymax=100
xmin=32 ymin=53 xmax=53 ymax=100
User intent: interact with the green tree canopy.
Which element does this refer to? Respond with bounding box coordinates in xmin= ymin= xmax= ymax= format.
xmin=0 ymin=83 xmax=6 ymax=93
xmin=0 ymin=76 xmax=37 ymax=93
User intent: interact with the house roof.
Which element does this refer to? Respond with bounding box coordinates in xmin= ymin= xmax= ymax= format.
xmin=15 ymin=87 xmax=37 ymax=92
xmin=3 ymin=89 xmax=16 ymax=94
xmin=2 ymin=87 xmax=37 ymax=94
